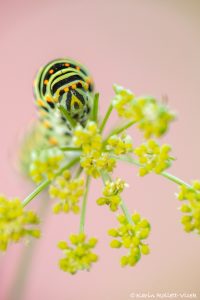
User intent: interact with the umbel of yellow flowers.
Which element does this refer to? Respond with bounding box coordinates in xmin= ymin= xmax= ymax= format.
xmin=1 ymin=84 xmax=199 ymax=275
xmin=0 ymin=195 xmax=40 ymax=251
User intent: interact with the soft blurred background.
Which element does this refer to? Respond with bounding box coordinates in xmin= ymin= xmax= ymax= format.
xmin=0 ymin=0 xmax=200 ymax=299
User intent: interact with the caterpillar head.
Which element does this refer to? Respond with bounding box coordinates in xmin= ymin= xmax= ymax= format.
xmin=60 ymin=89 xmax=92 ymax=124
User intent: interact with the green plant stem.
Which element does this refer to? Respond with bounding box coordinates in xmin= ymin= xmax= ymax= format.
xmin=58 ymin=104 xmax=77 ymax=128
xmin=110 ymin=120 xmax=137 ymax=136
xmin=113 ymin=154 xmax=193 ymax=189
xmin=59 ymin=146 xmax=81 ymax=151
xmin=75 ymin=166 xmax=83 ymax=178
xmin=101 ymin=170 xmax=110 ymax=184
xmin=91 ymin=93 xmax=99 ymax=122
xmin=99 ymin=104 xmax=113 ymax=133
xmin=22 ymin=157 xmax=79 ymax=207
xmin=161 ymin=171 xmax=192 ymax=189
xmin=119 ymin=198 xmax=133 ymax=224
xmin=101 ymin=171 xmax=133 ymax=224
xmin=22 ymin=179 xmax=49 ymax=207
xmin=102 ymin=120 xmax=137 ymax=150
xmin=79 ymin=176 xmax=91 ymax=233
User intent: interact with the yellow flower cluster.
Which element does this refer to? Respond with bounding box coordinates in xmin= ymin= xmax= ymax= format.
xmin=112 ymin=84 xmax=135 ymax=118
xmin=0 ymin=195 xmax=40 ymax=251
xmin=73 ymin=121 xmax=116 ymax=178
xmin=108 ymin=213 xmax=150 ymax=267
xmin=106 ymin=133 xmax=133 ymax=155
xmin=81 ymin=152 xmax=116 ymax=178
xmin=29 ymin=148 xmax=64 ymax=183
xmin=133 ymin=97 xmax=175 ymax=139
xmin=177 ymin=181 xmax=200 ymax=234
xmin=49 ymin=171 xmax=84 ymax=214
xmin=97 ymin=178 xmax=128 ymax=211
xmin=134 ymin=140 xmax=172 ymax=176
xmin=73 ymin=121 xmax=102 ymax=153
xmin=58 ymin=233 xmax=98 ymax=274
xmin=112 ymin=85 xmax=175 ymax=138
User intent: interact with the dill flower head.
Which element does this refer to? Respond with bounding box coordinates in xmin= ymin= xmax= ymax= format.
xmin=0 ymin=195 xmax=40 ymax=251
xmin=132 ymin=97 xmax=175 ymax=139
xmin=29 ymin=148 xmax=64 ymax=183
xmin=108 ymin=213 xmax=151 ymax=267
xmin=80 ymin=151 xmax=116 ymax=178
xmin=73 ymin=121 xmax=116 ymax=178
xmin=49 ymin=171 xmax=84 ymax=214
xmin=134 ymin=139 xmax=173 ymax=176
xmin=73 ymin=121 xmax=102 ymax=153
xmin=112 ymin=85 xmax=175 ymax=138
xmin=106 ymin=133 xmax=133 ymax=155
xmin=177 ymin=180 xmax=200 ymax=234
xmin=97 ymin=178 xmax=128 ymax=211
xmin=112 ymin=84 xmax=135 ymax=118
xmin=58 ymin=233 xmax=98 ymax=274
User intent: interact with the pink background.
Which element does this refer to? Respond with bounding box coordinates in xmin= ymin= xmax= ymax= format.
xmin=0 ymin=1 xmax=200 ymax=299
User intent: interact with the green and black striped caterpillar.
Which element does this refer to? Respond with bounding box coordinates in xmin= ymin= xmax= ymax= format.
xmin=34 ymin=58 xmax=94 ymax=146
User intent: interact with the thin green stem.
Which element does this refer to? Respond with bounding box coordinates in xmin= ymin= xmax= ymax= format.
xmin=55 ymin=157 xmax=79 ymax=177
xmin=22 ymin=157 xmax=79 ymax=207
xmin=110 ymin=120 xmax=137 ymax=136
xmin=79 ymin=176 xmax=91 ymax=233
xmin=119 ymin=198 xmax=133 ymax=224
xmin=59 ymin=146 xmax=81 ymax=151
xmin=103 ymin=120 xmax=136 ymax=144
xmin=99 ymin=104 xmax=113 ymax=133
xmin=91 ymin=93 xmax=99 ymax=122
xmin=75 ymin=166 xmax=83 ymax=178
xmin=102 ymin=120 xmax=137 ymax=149
xmin=113 ymin=154 xmax=193 ymax=189
xmin=110 ymin=154 xmax=140 ymax=166
xmin=22 ymin=180 xmax=50 ymax=207
xmin=161 ymin=171 xmax=192 ymax=189
xmin=58 ymin=104 xmax=77 ymax=128
xmin=101 ymin=171 xmax=110 ymax=184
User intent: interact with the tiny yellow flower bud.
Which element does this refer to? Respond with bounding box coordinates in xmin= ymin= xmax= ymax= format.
xmin=69 ymin=234 xmax=79 ymax=245
xmin=108 ymin=229 xmax=118 ymax=237
xmin=120 ymin=256 xmax=129 ymax=266
xmin=141 ymin=244 xmax=150 ymax=255
xmin=110 ymin=240 xmax=122 ymax=248
xmin=58 ymin=241 xmax=68 ymax=249
xmin=132 ymin=213 xmax=141 ymax=224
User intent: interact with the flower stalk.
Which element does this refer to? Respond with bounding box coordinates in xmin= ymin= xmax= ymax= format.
xmin=99 ymin=104 xmax=113 ymax=133
xmin=79 ymin=176 xmax=91 ymax=233
xmin=91 ymin=93 xmax=99 ymax=122
xmin=113 ymin=154 xmax=193 ymax=189
xmin=22 ymin=157 xmax=79 ymax=207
